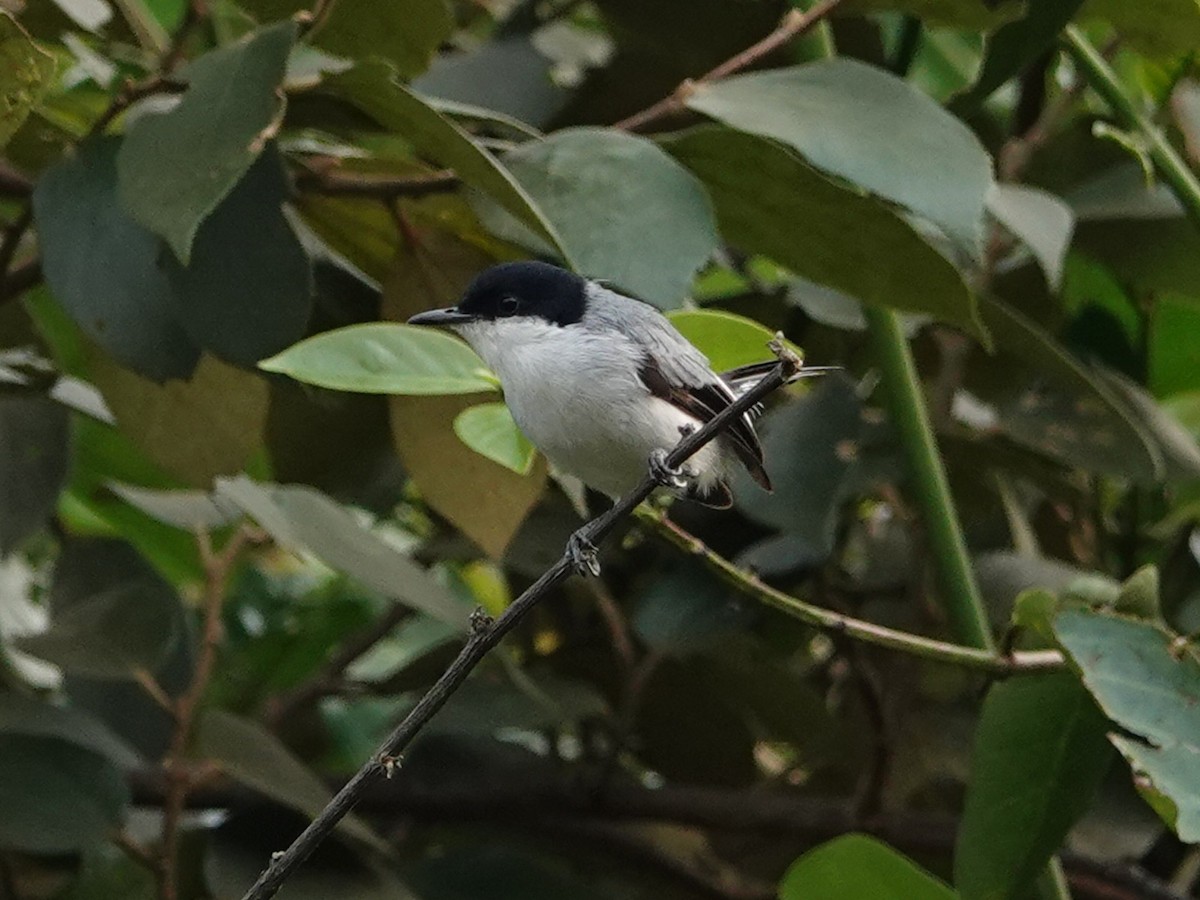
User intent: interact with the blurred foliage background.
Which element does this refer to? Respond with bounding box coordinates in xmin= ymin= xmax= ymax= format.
xmin=4 ymin=0 xmax=1200 ymax=898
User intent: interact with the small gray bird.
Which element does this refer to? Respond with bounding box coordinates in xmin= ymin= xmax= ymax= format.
xmin=408 ymin=261 xmax=819 ymax=514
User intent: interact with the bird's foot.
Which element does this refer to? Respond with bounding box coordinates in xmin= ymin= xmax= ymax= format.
xmin=649 ymin=448 xmax=692 ymax=490
xmin=567 ymin=529 xmax=602 ymax=577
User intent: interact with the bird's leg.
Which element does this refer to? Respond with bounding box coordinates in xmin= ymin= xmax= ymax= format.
xmin=567 ymin=528 xmax=602 ymax=577
xmin=649 ymin=424 xmax=696 ymax=490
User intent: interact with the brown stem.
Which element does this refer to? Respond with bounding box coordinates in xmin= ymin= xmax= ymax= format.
xmin=614 ymin=0 xmax=850 ymax=132
xmin=161 ymin=0 xmax=210 ymax=73
xmin=159 ymin=526 xmax=254 ymax=900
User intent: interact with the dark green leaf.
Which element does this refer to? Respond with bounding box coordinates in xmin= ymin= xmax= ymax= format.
xmin=326 ymin=61 xmax=566 ymax=257
xmin=453 ymin=403 xmax=536 ymax=475
xmin=686 ymin=59 xmax=993 ymax=259
xmin=665 ymin=127 xmax=983 ymax=337
xmin=1083 ymin=0 xmax=1200 ymax=57
xmin=0 ymin=692 xmax=140 ymax=767
xmin=117 ymin=20 xmax=297 ymax=262
xmin=0 ymin=13 xmax=56 ymax=148
xmin=956 ymin=674 xmax=1111 ymax=900
xmin=17 ymin=580 xmax=180 ymax=678
xmin=0 ymin=395 xmax=68 ymax=555
xmin=633 ymin=561 xmax=748 ymax=656
xmin=311 ymin=0 xmax=450 ymax=77
xmin=1115 ymin=565 xmax=1162 ymax=620
xmin=164 ymin=145 xmax=313 ymax=367
xmin=215 ymin=476 xmax=469 ymax=628
xmin=1097 ymin=368 xmax=1200 ymax=481
xmin=844 ymin=0 xmax=1022 ymax=28
xmin=59 ymin=845 xmax=156 ymax=900
xmin=0 ymin=735 xmax=129 ymax=853
xmin=195 ymin=708 xmax=384 ymax=849
xmin=33 ymin=136 xmax=200 ymax=382
xmin=261 ymin=323 xmax=497 ymax=395
xmin=958 ymin=0 xmax=1084 ymax=105
xmin=1054 ymin=608 xmax=1200 ymax=840
xmin=483 ymin=127 xmax=718 ymax=307
xmin=779 ymin=834 xmax=956 ymax=900
xmin=1150 ymin=295 xmax=1200 ymax=397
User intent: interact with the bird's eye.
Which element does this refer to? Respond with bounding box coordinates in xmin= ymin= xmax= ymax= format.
xmin=498 ymin=296 xmax=520 ymax=317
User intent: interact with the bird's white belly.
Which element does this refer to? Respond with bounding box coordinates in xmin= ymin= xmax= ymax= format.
xmin=463 ymin=321 xmax=722 ymax=499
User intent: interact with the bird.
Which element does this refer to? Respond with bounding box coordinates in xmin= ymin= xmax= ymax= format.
xmin=407 ymin=261 xmax=827 ymax=572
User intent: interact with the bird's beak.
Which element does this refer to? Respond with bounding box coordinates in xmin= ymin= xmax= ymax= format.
xmin=407 ymin=307 xmax=476 ymax=327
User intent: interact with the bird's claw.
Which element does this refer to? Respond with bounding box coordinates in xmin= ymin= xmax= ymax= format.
xmin=649 ymin=448 xmax=690 ymax=490
xmin=567 ymin=530 xmax=602 ymax=577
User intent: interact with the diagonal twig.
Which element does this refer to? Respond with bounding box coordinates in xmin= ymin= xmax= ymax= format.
xmin=239 ymin=342 xmax=803 ymax=900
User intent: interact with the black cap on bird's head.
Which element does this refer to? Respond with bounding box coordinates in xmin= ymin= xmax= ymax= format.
xmin=407 ymin=261 xmax=588 ymax=329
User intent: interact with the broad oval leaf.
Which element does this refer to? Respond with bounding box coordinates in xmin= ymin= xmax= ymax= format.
xmin=261 ymin=323 xmax=497 ymax=395
xmin=779 ymin=834 xmax=955 ymax=900
xmin=33 ymin=136 xmax=201 ymax=382
xmin=686 ymin=59 xmax=994 ymax=260
xmin=453 ymin=402 xmax=536 ymax=475
xmin=1054 ymin=609 xmax=1200 ymax=841
xmin=955 ymin=674 xmax=1111 ymax=900
xmin=664 ymin=127 xmax=984 ymax=339
xmin=117 ymin=20 xmax=298 ymax=263
xmin=987 ymin=184 xmax=1075 ymax=290
xmin=0 ymin=735 xmax=129 ymax=853
xmin=666 ymin=308 xmax=780 ymax=373
xmin=484 ymin=127 xmax=719 ymax=308
xmin=0 ymin=395 xmax=69 ymax=555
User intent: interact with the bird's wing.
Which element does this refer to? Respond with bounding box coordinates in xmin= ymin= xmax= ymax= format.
xmin=585 ymin=287 xmax=770 ymax=490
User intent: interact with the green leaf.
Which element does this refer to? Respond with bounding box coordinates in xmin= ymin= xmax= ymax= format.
xmin=958 ymin=0 xmax=1084 ymax=106
xmin=33 ymin=136 xmax=201 ymax=381
xmin=955 ymin=674 xmax=1111 ymax=900
xmin=1054 ymin=608 xmax=1200 ymax=841
xmin=632 ymin=561 xmax=748 ymax=656
xmin=195 ymin=709 xmax=384 ymax=850
xmin=987 ymin=184 xmax=1075 ymax=290
xmin=49 ymin=0 xmax=112 ymax=32
xmin=843 ymin=0 xmax=1022 ymax=29
xmin=89 ymin=351 xmax=269 ymax=487
xmin=779 ymin=834 xmax=955 ymax=900
xmin=0 ymin=395 xmax=68 ymax=555
xmin=453 ymin=403 xmax=536 ymax=475
xmin=59 ymin=845 xmax=156 ymax=900
xmin=1150 ymin=295 xmax=1200 ymax=397
xmin=0 ymin=13 xmax=57 ymax=148
xmin=326 ymin=61 xmax=566 ymax=257
xmin=1115 ymin=564 xmax=1162 ymax=619
xmin=481 ymin=127 xmax=718 ymax=308
xmin=0 ymin=735 xmax=129 ymax=853
xmin=261 ymin=323 xmax=497 ymax=395
xmin=664 ymin=127 xmax=983 ymax=339
xmin=106 ymin=482 xmax=241 ymax=530
xmin=311 ymin=0 xmax=450 ymax=77
xmin=164 ymin=144 xmax=313 ymax=368
xmin=215 ymin=476 xmax=469 ymax=628
xmin=16 ymin=580 xmax=180 ymax=679
xmin=117 ymin=20 xmax=297 ymax=263
xmin=666 ymin=309 xmax=782 ymax=373
xmin=0 ymin=692 xmax=140 ymax=767
xmin=1083 ymin=0 xmax=1200 ymax=57
xmin=686 ymin=59 xmax=994 ymax=259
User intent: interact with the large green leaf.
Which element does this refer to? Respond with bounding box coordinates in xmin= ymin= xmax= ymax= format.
xmin=326 ymin=61 xmax=565 ymax=257
xmin=779 ymin=834 xmax=956 ymax=900
xmin=16 ymin=581 xmax=180 ymax=679
xmin=1150 ymin=295 xmax=1200 ymax=397
xmin=686 ymin=59 xmax=993 ymax=260
xmin=1054 ymin=609 xmax=1200 ymax=840
xmin=666 ymin=308 xmax=781 ymax=373
xmin=164 ymin=145 xmax=313 ymax=368
xmin=844 ymin=0 xmax=1022 ymax=28
xmin=118 ymin=20 xmax=296 ymax=263
xmin=195 ymin=709 xmax=384 ymax=849
xmin=632 ymin=560 xmax=747 ymax=656
xmin=453 ymin=402 xmax=536 ymax=475
xmin=665 ymin=127 xmax=983 ymax=338
xmin=483 ymin=127 xmax=718 ymax=308
xmin=0 ymin=735 xmax=129 ymax=853
xmin=987 ymin=184 xmax=1075 ymax=290
xmin=956 ymin=674 xmax=1111 ymax=900
xmin=1083 ymin=0 xmax=1200 ymax=56
xmin=33 ymin=136 xmax=200 ymax=381
xmin=0 ymin=692 xmax=140 ymax=767
xmin=0 ymin=13 xmax=57 ymax=148
xmin=0 ymin=395 xmax=68 ymax=555
xmin=215 ymin=476 xmax=469 ymax=628
xmin=261 ymin=323 xmax=496 ymax=395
